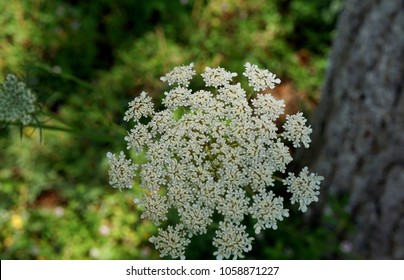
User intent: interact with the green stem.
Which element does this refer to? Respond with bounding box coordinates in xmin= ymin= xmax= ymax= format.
xmin=33 ymin=62 xmax=94 ymax=90
xmin=28 ymin=123 xmax=73 ymax=133
xmin=272 ymin=175 xmax=284 ymax=183
xmin=243 ymin=185 xmax=254 ymax=196
xmin=247 ymin=90 xmax=256 ymax=100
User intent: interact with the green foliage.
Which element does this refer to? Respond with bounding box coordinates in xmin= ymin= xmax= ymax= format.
xmin=0 ymin=129 xmax=157 ymax=259
xmin=0 ymin=0 xmax=348 ymax=259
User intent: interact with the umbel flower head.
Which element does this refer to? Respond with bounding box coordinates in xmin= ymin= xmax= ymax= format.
xmin=0 ymin=74 xmax=38 ymax=125
xmin=107 ymin=62 xmax=324 ymax=259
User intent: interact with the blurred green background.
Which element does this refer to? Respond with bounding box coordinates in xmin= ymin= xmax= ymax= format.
xmin=0 ymin=0 xmax=350 ymax=259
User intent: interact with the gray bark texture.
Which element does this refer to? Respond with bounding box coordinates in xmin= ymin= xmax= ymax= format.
xmin=304 ymin=0 xmax=404 ymax=259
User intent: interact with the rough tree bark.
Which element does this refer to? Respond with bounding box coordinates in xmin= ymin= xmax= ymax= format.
xmin=304 ymin=0 xmax=404 ymax=259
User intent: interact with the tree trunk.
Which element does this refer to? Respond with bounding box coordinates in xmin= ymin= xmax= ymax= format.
xmin=305 ymin=0 xmax=404 ymax=259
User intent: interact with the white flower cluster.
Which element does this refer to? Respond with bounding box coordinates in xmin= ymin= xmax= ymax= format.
xmin=160 ymin=63 xmax=196 ymax=87
xmin=285 ymin=167 xmax=323 ymax=212
xmin=106 ymin=152 xmax=137 ymax=192
xmin=123 ymin=91 xmax=154 ymax=122
xmin=243 ymin=62 xmax=281 ymax=91
xmin=149 ymin=225 xmax=190 ymax=260
xmin=107 ymin=63 xmax=323 ymax=259
xmin=0 ymin=74 xmax=37 ymax=125
xmin=201 ymin=66 xmax=237 ymax=88
xmin=283 ymin=112 xmax=313 ymax=148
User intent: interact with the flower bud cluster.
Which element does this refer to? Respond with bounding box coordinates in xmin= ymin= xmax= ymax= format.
xmin=0 ymin=74 xmax=37 ymax=125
